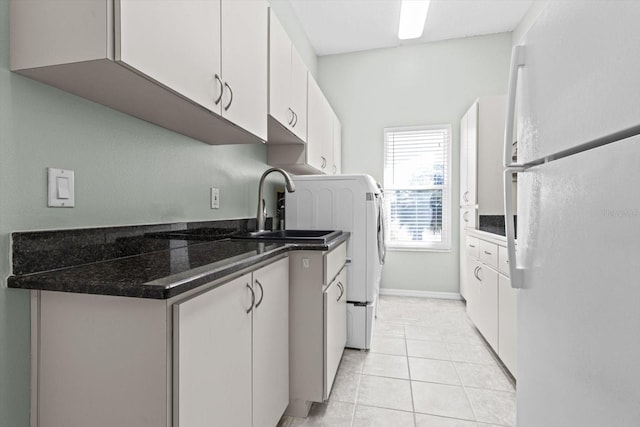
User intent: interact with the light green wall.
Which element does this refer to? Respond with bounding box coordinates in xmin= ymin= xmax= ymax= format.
xmin=0 ymin=1 xmax=316 ymax=425
xmin=317 ymin=33 xmax=512 ymax=293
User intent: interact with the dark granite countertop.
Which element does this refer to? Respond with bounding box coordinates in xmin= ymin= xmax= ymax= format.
xmin=7 ymin=220 xmax=349 ymax=299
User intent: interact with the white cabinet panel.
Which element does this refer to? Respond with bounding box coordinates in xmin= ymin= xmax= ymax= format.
xmin=268 ymin=10 xmax=307 ymax=143
xmin=221 ymin=0 xmax=268 ymax=140
xmin=290 ymin=48 xmax=308 ymax=140
xmin=331 ymin=111 xmax=342 ymax=174
xmin=467 ymin=258 xmax=498 ymax=350
xmin=498 ymin=274 xmax=517 ymax=377
xmin=116 ymin=0 xmax=221 ymax=113
xmin=252 ymin=258 xmax=290 ymax=427
xmin=323 ymin=268 xmax=347 ymax=400
xmin=479 ymin=240 xmax=498 ymax=270
xmin=174 ymin=273 xmax=253 ymax=427
xmin=307 ymin=76 xmax=333 ymax=173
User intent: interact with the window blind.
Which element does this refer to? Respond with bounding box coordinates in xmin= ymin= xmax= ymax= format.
xmin=383 ymin=125 xmax=451 ymax=250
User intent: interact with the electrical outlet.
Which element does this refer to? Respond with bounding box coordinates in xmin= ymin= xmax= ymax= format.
xmin=210 ymin=188 xmax=220 ymax=209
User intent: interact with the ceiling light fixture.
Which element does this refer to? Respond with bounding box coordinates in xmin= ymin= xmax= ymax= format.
xmin=398 ymin=0 xmax=431 ymax=40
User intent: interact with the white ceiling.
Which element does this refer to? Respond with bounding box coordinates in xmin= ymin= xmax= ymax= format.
xmin=290 ymin=0 xmax=534 ymax=56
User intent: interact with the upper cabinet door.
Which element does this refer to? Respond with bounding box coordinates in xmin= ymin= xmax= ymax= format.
xmin=290 ymin=48 xmax=308 ymax=141
xmin=221 ymin=0 xmax=268 ymax=141
xmin=307 ymin=76 xmax=333 ymax=173
xmin=116 ymin=0 xmax=222 ymax=114
xmin=466 ymin=101 xmax=478 ymax=206
xmin=268 ymin=11 xmax=293 ymax=132
xmin=459 ymin=112 xmax=469 ymax=206
xmin=331 ymin=111 xmax=342 ymax=174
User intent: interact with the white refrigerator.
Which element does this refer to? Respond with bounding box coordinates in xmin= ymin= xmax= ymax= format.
xmin=504 ymin=2 xmax=640 ymax=426
xmin=285 ymin=174 xmax=386 ymax=350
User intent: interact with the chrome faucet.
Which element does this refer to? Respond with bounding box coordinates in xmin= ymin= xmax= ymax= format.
xmin=256 ymin=168 xmax=295 ymax=232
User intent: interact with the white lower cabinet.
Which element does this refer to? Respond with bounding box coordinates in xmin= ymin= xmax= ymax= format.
xmin=498 ymin=274 xmax=517 ymax=376
xmin=467 ymin=258 xmax=499 ymax=350
xmin=174 ymin=273 xmax=253 ymax=427
xmin=287 ymin=242 xmax=347 ymax=417
xmin=323 ymin=266 xmax=347 ymax=399
xmin=174 ymin=257 xmax=289 ymax=427
xmin=31 ymin=256 xmax=288 ymax=427
xmin=465 ymin=232 xmax=517 ymax=378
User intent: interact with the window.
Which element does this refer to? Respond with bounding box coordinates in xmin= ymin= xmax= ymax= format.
xmin=383 ymin=125 xmax=451 ymax=250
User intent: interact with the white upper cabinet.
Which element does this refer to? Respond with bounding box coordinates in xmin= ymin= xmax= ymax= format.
xmin=116 ymin=0 xmax=222 ymax=114
xmin=10 ymin=0 xmax=268 ymax=144
xmin=307 ymin=75 xmax=333 ymax=172
xmin=459 ymin=95 xmax=505 ymax=215
xmin=268 ymin=10 xmax=307 ymax=144
xmin=331 ymin=111 xmax=342 ymax=175
xmin=221 ymin=0 xmax=268 ymax=141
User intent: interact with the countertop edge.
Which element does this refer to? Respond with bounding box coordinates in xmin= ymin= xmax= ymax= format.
xmin=7 ymin=233 xmax=350 ymax=300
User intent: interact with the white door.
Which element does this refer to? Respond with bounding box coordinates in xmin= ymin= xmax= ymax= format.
xmin=332 ymin=111 xmax=342 ymax=174
xmin=466 ymin=101 xmax=478 ymax=205
xmin=459 ymin=207 xmax=477 ymax=299
xmin=221 ymin=0 xmax=268 ymax=140
xmin=516 ymin=134 xmax=640 ymax=426
xmin=323 ymin=269 xmax=347 ymax=399
xmin=268 ymin=10 xmax=292 ymax=130
xmin=116 ymin=0 xmax=221 ymax=113
xmin=173 ymin=274 xmax=253 ymax=427
xmin=290 ymin=47 xmax=308 ymax=141
xmin=307 ymin=76 xmax=332 ymax=172
xmin=252 ymin=258 xmax=289 ymax=427
xmin=459 ymin=111 xmax=469 ymax=205
xmin=517 ymin=1 xmax=640 ymax=164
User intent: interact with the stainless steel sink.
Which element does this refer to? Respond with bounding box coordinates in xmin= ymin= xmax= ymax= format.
xmin=233 ymin=229 xmax=342 ymax=244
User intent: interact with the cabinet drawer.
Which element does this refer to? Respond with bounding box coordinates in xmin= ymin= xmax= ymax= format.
xmin=479 ymin=240 xmax=498 ymax=269
xmin=325 ymin=242 xmax=347 ymax=284
xmin=498 ymin=245 xmax=510 ymax=277
xmin=465 ymin=236 xmax=480 ymax=259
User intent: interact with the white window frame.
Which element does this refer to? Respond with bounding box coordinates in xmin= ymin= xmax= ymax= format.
xmin=383 ymin=124 xmax=452 ymax=252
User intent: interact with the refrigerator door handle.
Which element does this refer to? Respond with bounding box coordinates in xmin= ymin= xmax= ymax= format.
xmin=504 ymin=168 xmax=524 ymax=288
xmin=504 ymin=45 xmax=526 ymax=169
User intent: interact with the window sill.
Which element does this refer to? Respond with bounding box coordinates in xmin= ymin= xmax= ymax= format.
xmin=386 ymin=246 xmax=452 ymax=253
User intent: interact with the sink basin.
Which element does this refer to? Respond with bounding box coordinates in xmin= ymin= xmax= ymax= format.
xmin=233 ymin=229 xmax=342 ymax=244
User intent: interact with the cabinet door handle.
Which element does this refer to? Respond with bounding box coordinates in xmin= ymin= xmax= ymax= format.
xmin=463 ymin=211 xmax=469 ymax=222
xmin=292 ymin=110 xmax=298 ymax=127
xmin=484 ymin=250 xmax=492 ymax=255
xmin=224 ymin=82 xmax=233 ymax=111
xmin=468 ymin=244 xmax=476 ymax=248
xmin=332 ymin=165 xmax=337 ymax=174
xmin=246 ymin=283 xmax=255 ymax=313
xmin=321 ymin=156 xmax=327 ymax=169
xmin=214 ymin=74 xmax=223 ymax=105
xmin=337 ymin=281 xmax=345 ymax=302
xmin=288 ymin=108 xmax=295 ymax=125
xmin=463 ymin=191 xmax=469 ymax=202
xmin=473 ymin=266 xmax=483 ymax=282
xmin=254 ymin=279 xmax=265 ymax=308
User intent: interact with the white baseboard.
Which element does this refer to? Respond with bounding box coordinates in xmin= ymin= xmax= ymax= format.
xmin=379 ymin=288 xmax=463 ymax=301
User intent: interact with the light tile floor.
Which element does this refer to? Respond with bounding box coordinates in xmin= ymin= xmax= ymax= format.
xmin=278 ymin=296 xmax=516 ymax=427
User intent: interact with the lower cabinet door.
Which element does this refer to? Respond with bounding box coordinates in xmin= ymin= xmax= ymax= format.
xmin=173 ymin=273 xmax=253 ymax=427
xmin=498 ymin=274 xmax=518 ymax=377
xmin=323 ymin=268 xmax=347 ymax=400
xmin=252 ymin=258 xmax=290 ymax=427
xmin=467 ymin=259 xmax=499 ymax=350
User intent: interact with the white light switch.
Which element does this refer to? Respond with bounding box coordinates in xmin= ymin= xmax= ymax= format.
xmin=48 ymin=168 xmax=75 ymax=208
xmin=57 ymin=177 xmax=70 ymax=199
xmin=211 ymin=188 xmax=220 ymax=209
